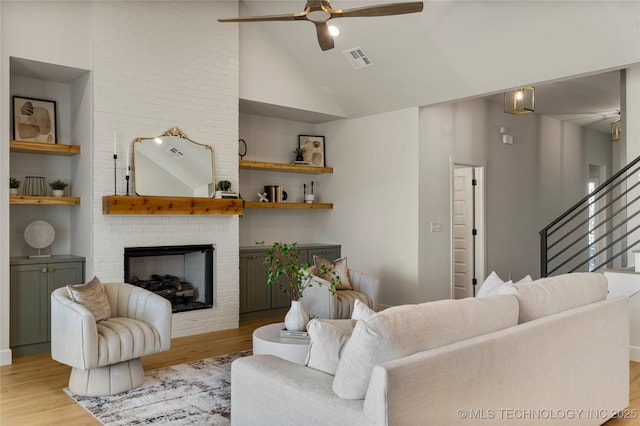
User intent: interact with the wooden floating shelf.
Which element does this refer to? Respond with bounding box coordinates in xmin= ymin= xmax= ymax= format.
xmin=10 ymin=140 xmax=81 ymax=156
xmin=244 ymin=201 xmax=333 ymax=209
xmin=10 ymin=195 xmax=81 ymax=205
xmin=103 ymin=195 xmax=243 ymax=215
xmin=239 ymin=160 xmax=333 ymax=174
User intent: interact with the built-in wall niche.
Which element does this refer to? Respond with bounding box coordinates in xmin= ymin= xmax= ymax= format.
xmin=10 ymin=57 xmax=90 ymax=146
xmin=8 ymin=57 xmax=91 ymax=258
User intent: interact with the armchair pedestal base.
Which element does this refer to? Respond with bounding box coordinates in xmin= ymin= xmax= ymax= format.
xmin=69 ymin=358 xmax=144 ymax=396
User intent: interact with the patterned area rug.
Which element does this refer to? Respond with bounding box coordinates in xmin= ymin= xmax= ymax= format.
xmin=65 ymin=350 xmax=252 ymax=425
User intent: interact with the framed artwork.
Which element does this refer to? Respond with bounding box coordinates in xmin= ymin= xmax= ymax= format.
xmin=12 ymin=96 xmax=57 ymax=144
xmin=298 ymin=135 xmax=325 ymax=167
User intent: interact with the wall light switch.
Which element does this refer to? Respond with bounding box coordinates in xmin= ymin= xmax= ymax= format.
xmin=430 ymin=222 xmax=442 ymax=232
xmin=502 ymin=134 xmax=514 ymax=145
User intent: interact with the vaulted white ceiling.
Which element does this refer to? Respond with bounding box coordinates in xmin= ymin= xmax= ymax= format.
xmin=232 ymin=1 xmax=638 ymax=132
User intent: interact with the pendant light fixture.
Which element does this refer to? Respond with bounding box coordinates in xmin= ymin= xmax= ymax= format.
xmin=611 ymin=117 xmax=621 ymax=143
xmin=504 ymin=87 xmax=535 ymax=114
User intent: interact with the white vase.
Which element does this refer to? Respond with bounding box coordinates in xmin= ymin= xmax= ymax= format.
xmin=52 ymin=189 xmax=64 ymax=197
xmin=9 ymin=188 xmax=18 ymax=195
xmin=284 ymin=300 xmax=309 ymax=331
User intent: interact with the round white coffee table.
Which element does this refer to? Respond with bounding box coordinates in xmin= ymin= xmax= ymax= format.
xmin=252 ymin=322 xmax=310 ymax=365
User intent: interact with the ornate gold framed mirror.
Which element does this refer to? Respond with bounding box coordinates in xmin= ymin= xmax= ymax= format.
xmin=133 ymin=127 xmax=216 ymax=197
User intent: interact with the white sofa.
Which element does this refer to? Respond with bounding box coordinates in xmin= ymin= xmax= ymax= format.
xmin=231 ymin=273 xmax=630 ymax=425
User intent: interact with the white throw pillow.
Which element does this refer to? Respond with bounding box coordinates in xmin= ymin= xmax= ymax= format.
xmin=516 ymin=275 xmax=533 ymax=284
xmin=477 ymin=271 xmax=519 ymax=297
xmin=351 ymin=299 xmax=375 ymax=321
xmin=305 ymin=319 xmax=357 ymax=375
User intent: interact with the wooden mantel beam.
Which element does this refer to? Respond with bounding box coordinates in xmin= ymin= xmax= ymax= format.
xmin=102 ymin=196 xmax=243 ymax=215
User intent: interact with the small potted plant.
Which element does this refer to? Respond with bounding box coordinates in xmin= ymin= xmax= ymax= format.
xmin=259 ymin=241 xmax=339 ymax=331
xmin=49 ymin=179 xmax=68 ymax=197
xmin=293 ymin=147 xmax=305 ymax=162
xmin=9 ymin=177 xmax=20 ymax=195
xmin=216 ymin=180 xmax=232 ymax=191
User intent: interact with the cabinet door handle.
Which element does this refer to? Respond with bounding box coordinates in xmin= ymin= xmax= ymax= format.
xmin=48 ymin=267 xmax=55 ymax=273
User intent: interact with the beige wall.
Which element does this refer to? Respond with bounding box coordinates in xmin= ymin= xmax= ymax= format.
xmin=418 ymin=96 xmax=612 ymax=303
xmin=319 ymin=108 xmax=420 ymax=306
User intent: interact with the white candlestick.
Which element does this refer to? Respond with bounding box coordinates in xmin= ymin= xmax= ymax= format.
xmin=113 ymin=133 xmax=117 ymax=155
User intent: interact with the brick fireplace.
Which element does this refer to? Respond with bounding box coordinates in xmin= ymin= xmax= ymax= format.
xmin=88 ymin=1 xmax=239 ymax=339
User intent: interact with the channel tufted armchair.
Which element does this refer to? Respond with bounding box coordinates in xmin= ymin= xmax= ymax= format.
xmin=302 ymin=269 xmax=379 ymax=319
xmin=51 ymin=281 xmax=172 ymax=396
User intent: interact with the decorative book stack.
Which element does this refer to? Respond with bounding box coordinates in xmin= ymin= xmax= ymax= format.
xmin=279 ymin=329 xmax=309 ymax=339
xmin=214 ymin=191 xmax=239 ymax=199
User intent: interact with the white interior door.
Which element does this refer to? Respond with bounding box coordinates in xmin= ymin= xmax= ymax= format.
xmin=452 ymin=166 xmax=485 ymax=299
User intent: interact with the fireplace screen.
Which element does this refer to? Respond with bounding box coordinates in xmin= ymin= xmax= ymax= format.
xmin=124 ymin=244 xmax=214 ymax=313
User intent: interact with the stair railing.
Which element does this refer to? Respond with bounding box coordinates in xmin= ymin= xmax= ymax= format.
xmin=540 ymin=155 xmax=640 ymax=277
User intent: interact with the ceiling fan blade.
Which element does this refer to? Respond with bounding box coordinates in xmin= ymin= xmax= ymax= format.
xmin=218 ymin=13 xmax=306 ymax=23
xmin=219 ymin=0 xmax=423 ymax=52
xmin=314 ymin=22 xmax=335 ymax=51
xmin=335 ymin=2 xmax=423 ymax=18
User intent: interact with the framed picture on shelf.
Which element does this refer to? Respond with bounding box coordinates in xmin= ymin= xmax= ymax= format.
xmin=12 ymin=96 xmax=57 ymax=144
xmin=298 ymin=135 xmax=325 ymax=167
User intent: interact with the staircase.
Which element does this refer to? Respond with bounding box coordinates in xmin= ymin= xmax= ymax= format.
xmin=540 ymin=156 xmax=640 ymax=361
xmin=540 ymin=155 xmax=640 ymax=277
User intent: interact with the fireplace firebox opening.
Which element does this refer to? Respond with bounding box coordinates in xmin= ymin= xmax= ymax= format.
xmin=124 ymin=244 xmax=214 ymax=313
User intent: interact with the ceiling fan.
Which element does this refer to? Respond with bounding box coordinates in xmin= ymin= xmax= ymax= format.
xmin=218 ymin=0 xmax=424 ymax=51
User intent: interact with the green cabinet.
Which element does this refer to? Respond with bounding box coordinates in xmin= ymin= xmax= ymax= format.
xmin=239 ymin=251 xmax=271 ymax=314
xmin=307 ymin=246 xmax=341 ymax=264
xmin=10 ymin=255 xmax=85 ymax=357
xmin=239 ymin=244 xmax=340 ymax=321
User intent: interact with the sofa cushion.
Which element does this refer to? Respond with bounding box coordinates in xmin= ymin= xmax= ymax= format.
xmin=513 ymin=272 xmax=608 ymax=323
xmin=314 ymin=256 xmax=352 ymax=290
xmin=305 ymin=319 xmax=357 ymax=375
xmin=332 ymin=295 xmax=519 ymax=399
xmin=67 ymin=276 xmax=112 ymax=321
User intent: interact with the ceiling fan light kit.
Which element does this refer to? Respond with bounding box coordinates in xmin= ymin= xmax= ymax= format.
xmin=504 ymin=86 xmax=535 ymax=114
xmin=218 ymin=0 xmax=424 ymax=51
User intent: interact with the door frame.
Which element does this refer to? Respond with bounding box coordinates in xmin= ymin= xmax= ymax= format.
xmin=450 ymin=163 xmax=486 ymax=298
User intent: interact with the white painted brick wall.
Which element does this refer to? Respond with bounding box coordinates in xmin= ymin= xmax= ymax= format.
xmin=92 ymin=1 xmax=239 ymax=337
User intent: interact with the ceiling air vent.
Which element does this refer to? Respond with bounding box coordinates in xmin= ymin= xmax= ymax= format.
xmin=343 ymin=47 xmax=373 ymax=70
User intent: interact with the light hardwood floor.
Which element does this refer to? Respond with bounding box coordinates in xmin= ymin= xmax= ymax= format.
xmin=1 ymin=317 xmax=639 ymax=425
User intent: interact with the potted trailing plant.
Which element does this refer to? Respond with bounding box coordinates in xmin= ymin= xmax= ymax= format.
xmin=9 ymin=177 xmax=20 ymax=195
xmin=49 ymin=179 xmax=68 ymax=197
xmin=258 ymin=241 xmax=339 ymax=331
xmin=293 ymin=147 xmax=305 ymax=162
